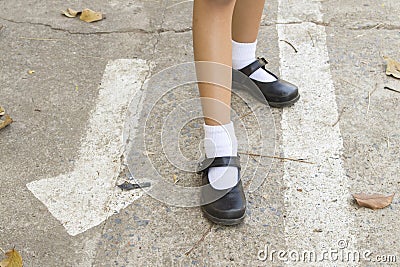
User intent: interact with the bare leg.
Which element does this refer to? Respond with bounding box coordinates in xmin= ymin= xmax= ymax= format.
xmin=193 ymin=0 xmax=240 ymax=191
xmin=232 ymin=0 xmax=265 ymax=43
xmin=231 ymin=0 xmax=278 ymax=83
xmin=193 ymin=0 xmax=236 ymax=126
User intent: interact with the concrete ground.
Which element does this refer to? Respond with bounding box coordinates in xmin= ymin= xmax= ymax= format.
xmin=0 ymin=0 xmax=399 ymax=266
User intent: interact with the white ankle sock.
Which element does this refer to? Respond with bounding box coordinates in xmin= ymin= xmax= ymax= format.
xmin=203 ymin=121 xmax=239 ymax=190
xmin=232 ymin=40 xmax=277 ymax=82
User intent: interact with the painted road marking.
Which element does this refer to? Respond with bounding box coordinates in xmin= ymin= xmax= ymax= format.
xmin=277 ymin=0 xmax=355 ymax=263
xmin=27 ymin=59 xmax=149 ymax=236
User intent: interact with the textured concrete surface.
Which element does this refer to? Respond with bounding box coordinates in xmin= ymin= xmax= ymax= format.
xmin=0 ymin=0 xmax=399 ymax=266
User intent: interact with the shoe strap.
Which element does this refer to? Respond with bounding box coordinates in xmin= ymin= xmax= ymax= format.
xmin=239 ymin=57 xmax=268 ymax=76
xmin=197 ymin=156 xmax=241 ymax=173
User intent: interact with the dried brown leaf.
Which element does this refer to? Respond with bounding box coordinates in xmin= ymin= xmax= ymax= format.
xmin=62 ymin=8 xmax=80 ymax=18
xmin=0 ymin=249 xmax=23 ymax=267
xmin=0 ymin=115 xmax=13 ymax=130
xmin=352 ymin=192 xmax=394 ymax=210
xmin=173 ymin=174 xmax=179 ymax=184
xmin=383 ymin=56 xmax=400 ymax=79
xmin=67 ymin=8 xmax=79 ymax=17
xmin=79 ymin=8 xmax=104 ymax=23
xmin=142 ymin=151 xmax=155 ymax=156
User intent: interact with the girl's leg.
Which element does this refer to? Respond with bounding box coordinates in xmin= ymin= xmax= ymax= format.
xmin=232 ymin=0 xmax=265 ymax=43
xmin=193 ymin=0 xmax=238 ymax=190
xmin=193 ymin=0 xmax=236 ymax=126
xmin=231 ymin=0 xmax=277 ymax=82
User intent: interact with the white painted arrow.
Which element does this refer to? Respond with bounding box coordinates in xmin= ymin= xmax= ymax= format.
xmin=27 ymin=59 xmax=149 ymax=236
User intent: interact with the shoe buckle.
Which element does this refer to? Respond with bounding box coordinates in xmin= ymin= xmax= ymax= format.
xmin=196 ymin=162 xmax=204 ymax=174
xmin=257 ymin=57 xmax=268 ymax=66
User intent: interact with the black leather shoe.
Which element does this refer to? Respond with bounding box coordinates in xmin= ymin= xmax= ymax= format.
xmin=197 ymin=156 xmax=246 ymax=225
xmin=238 ymin=57 xmax=300 ymax=107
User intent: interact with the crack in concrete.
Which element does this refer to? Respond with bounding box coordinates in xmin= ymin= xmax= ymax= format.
xmin=348 ymin=23 xmax=400 ymax=30
xmin=147 ymin=0 xmax=168 ymax=67
xmin=262 ymin=19 xmax=400 ymax=30
xmin=262 ymin=19 xmax=330 ymax=27
xmin=2 ymin=15 xmax=398 ymax=36
xmin=0 ymin=16 xmax=192 ymax=35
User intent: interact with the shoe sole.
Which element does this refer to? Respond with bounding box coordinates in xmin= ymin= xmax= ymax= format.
xmin=268 ymin=93 xmax=300 ymax=108
xmin=201 ymin=206 xmax=245 ymax=226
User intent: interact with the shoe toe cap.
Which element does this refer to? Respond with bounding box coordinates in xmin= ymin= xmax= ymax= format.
xmin=277 ymin=79 xmax=299 ymax=98
xmin=203 ymin=202 xmax=246 ymax=220
xmin=201 ymin=185 xmax=246 ymax=220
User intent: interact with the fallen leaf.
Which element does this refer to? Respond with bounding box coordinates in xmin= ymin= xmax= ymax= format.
xmin=0 ymin=249 xmax=23 ymax=267
xmin=62 ymin=8 xmax=80 ymax=18
xmin=27 ymin=70 xmax=35 ymax=74
xmin=173 ymin=174 xmax=179 ymax=184
xmin=0 ymin=115 xmax=13 ymax=130
xmin=67 ymin=8 xmax=79 ymax=17
xmin=117 ymin=181 xmax=151 ymax=191
xmin=352 ymin=193 xmax=394 ymax=210
xmin=142 ymin=151 xmax=155 ymax=156
xmin=79 ymin=8 xmax=104 ymax=23
xmin=383 ymin=56 xmax=400 ymax=79
xmin=0 ymin=106 xmax=4 ymax=116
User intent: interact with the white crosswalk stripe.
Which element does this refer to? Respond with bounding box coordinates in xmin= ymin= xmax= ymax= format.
xmin=277 ymin=0 xmax=356 ymax=265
